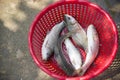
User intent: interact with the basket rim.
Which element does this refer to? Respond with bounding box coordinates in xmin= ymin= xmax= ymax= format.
xmin=28 ymin=0 xmax=118 ymax=80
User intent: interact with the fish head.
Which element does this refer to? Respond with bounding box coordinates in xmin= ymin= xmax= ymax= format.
xmin=87 ymin=24 xmax=98 ymax=41
xmin=64 ymin=14 xmax=77 ymax=25
xmin=42 ymin=48 xmax=52 ymax=60
xmin=87 ymin=24 xmax=98 ymax=34
xmin=87 ymin=24 xmax=94 ymax=31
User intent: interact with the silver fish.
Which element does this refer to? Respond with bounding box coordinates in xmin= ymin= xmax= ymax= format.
xmin=64 ymin=14 xmax=88 ymax=51
xmin=80 ymin=24 xmax=99 ymax=75
xmin=42 ymin=21 xmax=65 ymax=60
xmin=54 ymin=31 xmax=77 ymax=76
xmin=64 ymin=38 xmax=82 ymax=75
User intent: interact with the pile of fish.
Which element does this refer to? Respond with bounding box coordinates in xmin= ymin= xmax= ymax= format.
xmin=41 ymin=14 xmax=99 ymax=76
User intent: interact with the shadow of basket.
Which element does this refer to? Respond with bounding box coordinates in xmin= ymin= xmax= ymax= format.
xmin=92 ymin=24 xmax=120 ymax=80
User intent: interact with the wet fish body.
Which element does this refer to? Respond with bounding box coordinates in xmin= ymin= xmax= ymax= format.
xmin=42 ymin=21 xmax=65 ymax=60
xmin=64 ymin=14 xmax=88 ymax=51
xmin=80 ymin=24 xmax=99 ymax=75
xmin=64 ymin=38 xmax=82 ymax=74
xmin=54 ymin=32 xmax=76 ymax=76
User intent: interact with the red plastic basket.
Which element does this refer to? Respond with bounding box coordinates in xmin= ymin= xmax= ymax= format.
xmin=28 ymin=0 xmax=118 ymax=80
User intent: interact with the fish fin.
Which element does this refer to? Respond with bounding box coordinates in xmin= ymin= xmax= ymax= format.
xmin=71 ymin=59 xmax=76 ymax=66
xmin=45 ymin=40 xmax=49 ymax=47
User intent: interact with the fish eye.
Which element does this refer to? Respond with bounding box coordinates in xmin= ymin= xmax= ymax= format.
xmin=68 ymin=17 xmax=71 ymax=20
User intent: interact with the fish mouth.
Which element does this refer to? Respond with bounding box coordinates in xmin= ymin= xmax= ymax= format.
xmin=64 ymin=14 xmax=67 ymax=23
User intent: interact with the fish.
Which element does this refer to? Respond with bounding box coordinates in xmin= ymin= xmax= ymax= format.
xmin=42 ymin=21 xmax=65 ymax=60
xmin=54 ymin=31 xmax=77 ymax=76
xmin=64 ymin=38 xmax=83 ymax=75
xmin=80 ymin=24 xmax=99 ymax=75
xmin=64 ymin=14 xmax=88 ymax=51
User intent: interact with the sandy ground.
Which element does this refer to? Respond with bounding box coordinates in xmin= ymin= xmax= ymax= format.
xmin=0 ymin=0 xmax=57 ymax=80
xmin=0 ymin=0 xmax=120 ymax=80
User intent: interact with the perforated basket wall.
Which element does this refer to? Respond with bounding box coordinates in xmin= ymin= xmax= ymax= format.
xmin=28 ymin=1 xmax=118 ymax=80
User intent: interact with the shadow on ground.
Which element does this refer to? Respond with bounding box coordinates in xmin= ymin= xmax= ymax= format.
xmin=0 ymin=0 xmax=57 ymax=80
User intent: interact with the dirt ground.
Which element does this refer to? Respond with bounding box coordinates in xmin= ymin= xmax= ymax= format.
xmin=0 ymin=0 xmax=120 ymax=80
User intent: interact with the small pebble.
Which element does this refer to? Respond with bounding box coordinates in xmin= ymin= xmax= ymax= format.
xmin=16 ymin=49 xmax=24 ymax=59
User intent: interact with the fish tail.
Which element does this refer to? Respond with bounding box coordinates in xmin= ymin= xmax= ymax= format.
xmin=72 ymin=68 xmax=83 ymax=76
